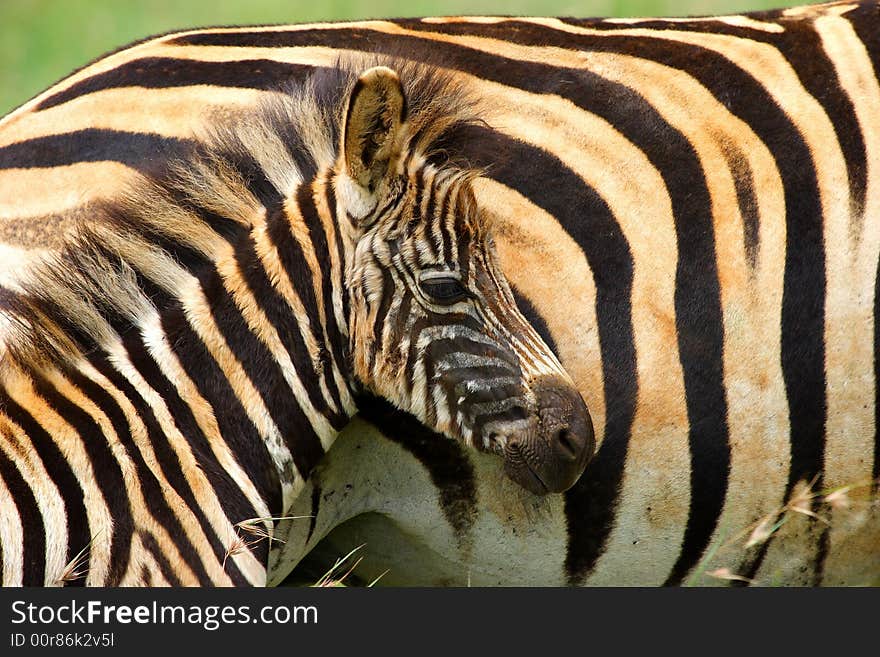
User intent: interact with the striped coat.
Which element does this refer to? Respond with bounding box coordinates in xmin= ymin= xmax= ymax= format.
xmin=1 ymin=0 xmax=878 ymax=585
xmin=0 ymin=59 xmax=592 ymax=586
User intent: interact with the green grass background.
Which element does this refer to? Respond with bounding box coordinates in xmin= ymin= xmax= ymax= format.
xmin=2 ymin=0 xmax=795 ymax=116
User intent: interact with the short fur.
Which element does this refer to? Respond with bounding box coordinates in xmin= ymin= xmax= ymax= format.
xmin=0 ymin=57 xmax=485 ymax=377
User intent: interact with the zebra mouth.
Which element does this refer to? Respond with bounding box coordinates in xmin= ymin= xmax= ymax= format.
xmin=502 ymin=436 xmax=588 ymax=496
xmin=504 ymin=455 xmax=551 ymax=495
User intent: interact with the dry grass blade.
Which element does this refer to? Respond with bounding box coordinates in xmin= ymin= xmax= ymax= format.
xmin=55 ymin=530 xmax=103 ymax=585
xmin=706 ymin=568 xmax=754 ymax=584
xmin=223 ymin=534 xmax=261 ymax=571
xmin=367 ymin=570 xmax=390 ymax=587
xmin=820 ymin=479 xmax=877 ymax=510
xmin=224 ymin=515 xmax=313 ymax=571
xmin=824 ymin=488 xmax=851 ymax=510
xmin=235 ymin=515 xmax=312 ymax=544
xmin=786 ymin=476 xmax=831 ymax=524
xmin=313 ymin=544 xmax=365 ymax=587
xmin=744 ymin=513 xmax=783 ymax=549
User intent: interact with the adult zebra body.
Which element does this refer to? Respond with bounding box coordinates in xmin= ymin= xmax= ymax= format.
xmin=0 ymin=60 xmax=592 ymax=586
xmin=1 ymin=0 xmax=879 ymax=585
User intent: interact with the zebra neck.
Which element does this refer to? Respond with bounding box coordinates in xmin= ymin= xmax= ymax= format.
xmin=0 ymin=179 xmax=361 ymax=527
xmin=240 ymin=177 xmax=358 ymax=511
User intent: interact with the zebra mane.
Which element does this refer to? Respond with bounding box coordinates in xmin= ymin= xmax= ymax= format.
xmin=0 ymin=57 xmax=484 ymax=374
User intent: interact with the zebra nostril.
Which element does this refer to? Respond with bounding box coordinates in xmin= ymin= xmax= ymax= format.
xmin=487 ymin=432 xmax=504 ymax=452
xmin=555 ymin=427 xmax=578 ymax=459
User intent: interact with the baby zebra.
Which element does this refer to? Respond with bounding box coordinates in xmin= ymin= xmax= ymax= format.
xmin=0 ymin=61 xmax=593 ymax=586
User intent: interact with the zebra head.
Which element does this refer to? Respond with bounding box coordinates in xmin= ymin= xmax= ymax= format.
xmin=336 ymin=66 xmax=594 ymax=494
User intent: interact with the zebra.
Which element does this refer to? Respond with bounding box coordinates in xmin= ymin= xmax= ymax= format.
xmin=1 ymin=0 xmax=879 ymax=585
xmin=0 ymin=59 xmax=593 ymax=586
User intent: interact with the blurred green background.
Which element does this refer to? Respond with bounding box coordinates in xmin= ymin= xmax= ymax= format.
xmin=2 ymin=0 xmax=795 ymax=117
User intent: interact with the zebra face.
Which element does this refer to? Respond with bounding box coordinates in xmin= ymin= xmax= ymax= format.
xmin=337 ymin=66 xmax=594 ymax=494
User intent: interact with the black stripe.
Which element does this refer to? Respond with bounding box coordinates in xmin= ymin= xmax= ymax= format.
xmin=0 ymin=130 xmax=193 ymax=171
xmin=718 ymin=139 xmax=761 ymax=270
xmin=356 ymin=395 xmax=477 ymax=541
xmin=30 ymin=374 xmax=133 ymax=585
xmin=455 ymin=222 xmax=471 ymax=286
xmin=267 ymin=106 xmax=319 ymax=181
xmin=306 ymin=483 xmax=321 ymax=545
xmin=140 ymin=532 xmax=184 ymax=587
xmin=371 ymin=262 xmax=397 ymax=371
xmin=296 ymin=183 xmax=349 ymax=411
xmin=214 ymin=147 xmax=285 ymax=213
xmin=0 ymin=443 xmax=45 ymax=585
xmin=325 ymin=177 xmax=352 ymax=333
xmin=403 ymin=313 xmax=493 ymax=401
xmin=424 ymin=176 xmax=444 ymax=262
xmin=874 ymin=250 xmax=880 ymax=493
xmin=36 ymin=57 xmax=319 ymax=111
xmin=760 ymin=20 xmax=867 ymax=223
xmin=0 ymin=391 xmax=90 ymax=587
xmin=438 ymin=185 xmax=455 ymax=267
xmin=510 ymin=285 xmax=560 ymax=358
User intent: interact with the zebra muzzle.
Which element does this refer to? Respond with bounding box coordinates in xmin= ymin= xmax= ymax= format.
xmin=502 ymin=376 xmax=595 ymax=495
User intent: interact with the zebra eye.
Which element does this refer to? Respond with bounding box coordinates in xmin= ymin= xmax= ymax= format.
xmin=419 ymin=277 xmax=469 ymax=305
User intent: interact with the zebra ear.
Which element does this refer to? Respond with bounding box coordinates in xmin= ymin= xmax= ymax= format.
xmin=340 ymin=66 xmax=406 ymax=221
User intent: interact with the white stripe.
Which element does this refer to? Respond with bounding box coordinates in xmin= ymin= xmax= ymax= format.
xmin=0 ymin=450 xmax=24 ymax=586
